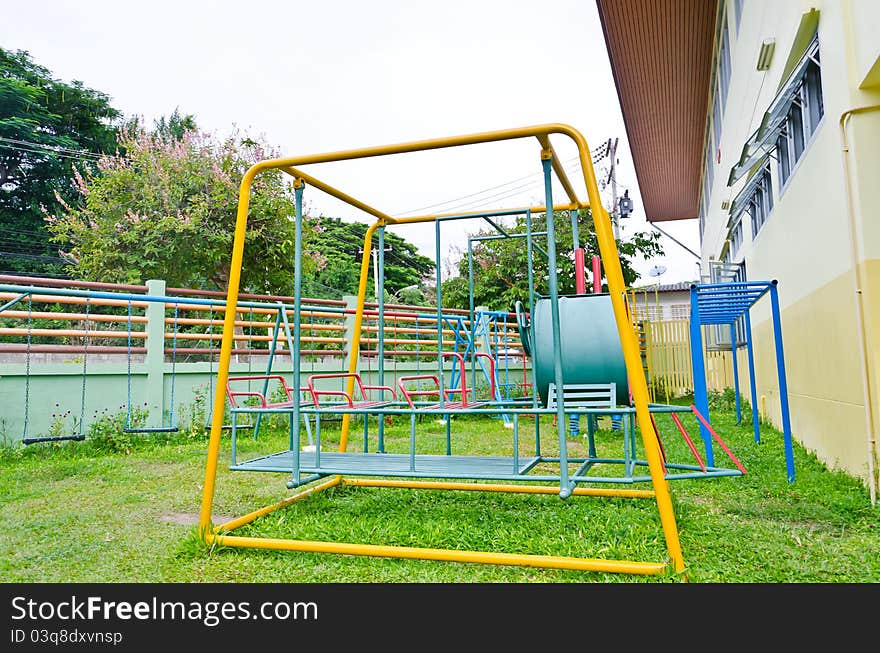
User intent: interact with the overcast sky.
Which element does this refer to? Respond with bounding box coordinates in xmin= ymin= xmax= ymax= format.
xmin=5 ymin=0 xmax=701 ymax=286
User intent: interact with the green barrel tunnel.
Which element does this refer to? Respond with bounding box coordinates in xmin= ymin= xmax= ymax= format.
xmin=517 ymin=294 xmax=629 ymax=406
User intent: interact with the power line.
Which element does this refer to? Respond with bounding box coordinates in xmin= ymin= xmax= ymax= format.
xmin=0 ymin=136 xmax=105 ymax=160
xmin=393 ymin=143 xmax=610 ymax=217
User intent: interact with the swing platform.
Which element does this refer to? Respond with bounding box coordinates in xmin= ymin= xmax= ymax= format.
xmin=231 ymin=450 xmax=540 ymax=479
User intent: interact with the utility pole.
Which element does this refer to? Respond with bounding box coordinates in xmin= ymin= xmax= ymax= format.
xmin=361 ymin=244 xmax=393 ymax=299
xmin=606 ymin=137 xmax=620 ymax=240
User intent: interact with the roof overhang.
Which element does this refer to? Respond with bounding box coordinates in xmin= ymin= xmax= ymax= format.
xmin=596 ymin=0 xmax=718 ymax=222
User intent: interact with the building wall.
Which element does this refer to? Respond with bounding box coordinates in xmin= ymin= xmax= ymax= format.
xmin=699 ymin=0 xmax=880 ymax=488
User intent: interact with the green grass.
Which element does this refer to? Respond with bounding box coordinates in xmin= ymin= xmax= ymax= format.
xmin=1 ymin=406 xmax=878 ymax=583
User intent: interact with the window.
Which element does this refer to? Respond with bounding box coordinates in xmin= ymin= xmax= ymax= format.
xmin=775 ymin=41 xmax=824 ymax=187
xmin=718 ymin=15 xmax=732 ymax=108
xmin=734 ymin=0 xmax=744 ymax=31
xmin=745 ymin=162 xmax=773 ymax=236
xmin=775 ymin=132 xmax=790 ymax=182
xmin=730 ymin=218 xmax=744 ymax=254
xmin=728 ymin=35 xmax=823 ymax=187
xmin=805 ymin=55 xmax=824 ymax=129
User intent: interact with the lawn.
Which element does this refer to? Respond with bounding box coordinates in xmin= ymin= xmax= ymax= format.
xmin=1 ymin=402 xmax=878 ymax=583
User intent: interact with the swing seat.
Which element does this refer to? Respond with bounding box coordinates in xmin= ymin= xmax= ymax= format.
xmin=307 ymin=373 xmax=396 ymax=409
xmin=397 ymin=374 xmax=485 ymax=411
xmin=22 ymin=434 xmax=86 ymax=445
xmin=226 ymin=375 xmax=314 ymax=410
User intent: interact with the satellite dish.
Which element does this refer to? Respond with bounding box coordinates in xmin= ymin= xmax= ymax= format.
xmin=649 ymin=265 xmax=667 ymax=277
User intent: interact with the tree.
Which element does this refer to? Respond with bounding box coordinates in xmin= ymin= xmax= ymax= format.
xmin=44 ymin=124 xmax=321 ymax=294
xmin=304 ymin=216 xmax=434 ymax=301
xmin=0 ymin=48 xmax=121 ymax=276
xmin=440 ymin=209 xmax=663 ymax=311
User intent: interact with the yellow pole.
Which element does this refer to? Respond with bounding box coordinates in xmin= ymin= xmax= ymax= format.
xmin=199 ymin=163 xmax=266 ymax=534
xmin=215 ymin=476 xmax=342 ymax=533
xmin=339 ymin=221 xmax=381 ymax=453
xmin=211 ymin=533 xmax=667 ymax=575
xmin=566 ymin=129 xmax=686 ymax=574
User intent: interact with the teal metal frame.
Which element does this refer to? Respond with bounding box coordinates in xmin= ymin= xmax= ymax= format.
xmin=217 ymin=152 xmax=747 ymax=493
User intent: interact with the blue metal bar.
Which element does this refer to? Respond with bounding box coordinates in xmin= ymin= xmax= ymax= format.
xmin=435 ymin=218 xmax=445 ymax=410
xmin=524 ymin=210 xmax=541 ymax=457
xmin=363 ymin=412 xmax=369 ymax=453
xmin=730 ymin=322 xmax=741 ymax=424
xmin=469 ymin=230 xmax=549 ymax=259
xmin=0 ymin=283 xmax=340 ymax=313
xmin=410 ymin=413 xmax=417 ymax=472
xmin=377 ymin=225 xmax=385 ymax=453
xmin=569 ymin=209 xmax=579 ymax=249
xmin=252 ymin=306 xmax=284 ymax=440
xmin=231 ymin=414 xmax=238 ymax=467
xmin=291 ymin=182 xmax=304 ymax=484
xmin=689 ymin=285 xmax=714 ymax=466
xmin=744 ymin=309 xmax=761 ymax=443
xmin=512 ymin=413 xmax=519 ymax=473
xmin=482 ymin=217 xmax=509 ymax=237
xmin=467 ymin=239 xmax=477 ymax=402
xmin=0 ymin=292 xmax=29 ymax=315
xmin=314 ymin=413 xmax=321 ymax=468
xmin=541 ymin=155 xmax=570 ymax=498
xmin=695 ymin=281 xmax=774 ymax=290
xmin=770 ymin=282 xmax=795 ymax=482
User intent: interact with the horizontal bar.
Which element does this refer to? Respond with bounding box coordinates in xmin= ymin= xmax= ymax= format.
xmin=341 ymin=478 xmax=656 ymax=498
xmin=212 ymin=533 xmax=667 ymax=574
xmin=0 ymin=345 xmax=146 ymax=354
xmin=214 ymin=476 xmax=342 ymax=532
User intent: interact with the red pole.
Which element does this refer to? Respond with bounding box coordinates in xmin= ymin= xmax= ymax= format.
xmin=574 ymin=248 xmax=586 ymax=294
xmin=592 ymin=255 xmax=602 ymax=293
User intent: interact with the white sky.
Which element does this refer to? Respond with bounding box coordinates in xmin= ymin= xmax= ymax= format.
xmin=4 ymin=0 xmax=701 ymax=286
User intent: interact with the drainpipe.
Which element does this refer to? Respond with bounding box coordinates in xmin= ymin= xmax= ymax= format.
xmin=839 ymin=105 xmax=880 ymax=505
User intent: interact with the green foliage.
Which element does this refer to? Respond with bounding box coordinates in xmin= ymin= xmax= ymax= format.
xmin=304 ymin=216 xmax=434 ymax=300
xmin=0 ymin=48 xmax=121 ymax=275
xmin=43 ymin=123 xmax=320 ymax=294
xmin=440 ymin=208 xmax=663 ymax=312
xmin=86 ymin=408 xmax=145 ymax=454
xmin=2 ymin=408 xmax=878 ymax=582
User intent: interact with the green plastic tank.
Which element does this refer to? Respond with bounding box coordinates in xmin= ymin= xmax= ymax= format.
xmin=517 ymin=294 xmax=629 ymax=406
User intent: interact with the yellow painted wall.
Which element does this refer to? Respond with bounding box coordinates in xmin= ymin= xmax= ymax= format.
xmin=748 ymin=269 xmax=874 ymax=482
xmin=843 ymin=0 xmax=880 ymax=88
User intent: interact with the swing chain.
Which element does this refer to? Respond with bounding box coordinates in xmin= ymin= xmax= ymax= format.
xmin=22 ymin=294 xmax=32 ymax=440
xmin=79 ymin=298 xmax=90 ymax=436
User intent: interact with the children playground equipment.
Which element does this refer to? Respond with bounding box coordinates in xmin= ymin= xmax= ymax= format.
xmin=193 ymin=122 xmax=774 ymax=578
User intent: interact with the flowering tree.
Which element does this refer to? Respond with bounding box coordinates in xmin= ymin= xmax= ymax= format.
xmin=45 ymin=126 xmax=320 ymax=294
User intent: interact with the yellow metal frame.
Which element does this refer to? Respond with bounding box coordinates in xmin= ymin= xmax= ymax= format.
xmin=198 ymin=123 xmax=686 ymax=577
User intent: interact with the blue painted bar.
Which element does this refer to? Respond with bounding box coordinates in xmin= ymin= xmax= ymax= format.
xmin=744 ymin=309 xmax=761 ymax=443
xmin=730 ymin=322 xmax=741 ymax=424
xmin=541 ymin=155 xmax=570 ymax=498
xmin=409 ymin=413 xmax=417 ymax=472
xmin=377 ymin=225 xmax=386 ymax=453
xmin=0 ymin=292 xmax=29 ymax=315
xmin=689 ymin=285 xmax=714 ymax=465
xmin=525 ymin=209 xmax=541 ymax=457
xmin=434 ymin=218 xmax=445 ymax=410
xmin=292 ymin=183 xmax=304 ymax=483
xmin=770 ymin=282 xmax=796 ymax=482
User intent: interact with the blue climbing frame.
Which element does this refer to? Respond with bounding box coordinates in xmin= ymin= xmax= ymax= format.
xmin=689 ymin=280 xmax=795 ymax=481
